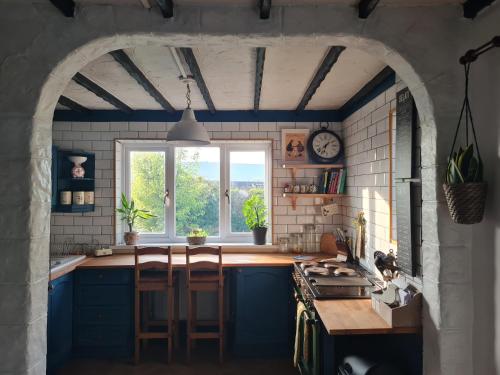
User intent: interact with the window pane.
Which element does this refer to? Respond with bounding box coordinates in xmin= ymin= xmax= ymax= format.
xmin=175 ymin=147 xmax=220 ymax=237
xmin=130 ymin=151 xmax=165 ymax=234
xmin=230 ymin=151 xmax=265 ymax=233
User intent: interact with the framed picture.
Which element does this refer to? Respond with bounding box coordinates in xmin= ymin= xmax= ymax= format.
xmin=281 ymin=129 xmax=309 ymax=163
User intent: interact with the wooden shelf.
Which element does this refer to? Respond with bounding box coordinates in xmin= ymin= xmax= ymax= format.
xmin=282 ymin=163 xmax=344 ymax=169
xmin=54 ymin=204 xmax=95 ymax=213
xmin=283 ymin=193 xmax=343 ymax=198
xmin=282 ymin=193 xmax=343 ymax=210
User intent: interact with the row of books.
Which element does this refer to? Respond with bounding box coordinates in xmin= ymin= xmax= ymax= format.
xmin=318 ymin=168 xmax=346 ymax=194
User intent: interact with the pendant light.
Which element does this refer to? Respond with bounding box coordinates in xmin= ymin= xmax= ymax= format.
xmin=166 ymin=76 xmax=210 ymax=145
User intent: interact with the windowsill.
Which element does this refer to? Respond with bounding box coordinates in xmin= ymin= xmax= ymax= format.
xmin=111 ymin=243 xmax=278 ymax=253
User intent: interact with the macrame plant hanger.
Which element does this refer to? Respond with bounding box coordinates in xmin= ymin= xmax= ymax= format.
xmin=442 ymin=36 xmax=499 ymax=224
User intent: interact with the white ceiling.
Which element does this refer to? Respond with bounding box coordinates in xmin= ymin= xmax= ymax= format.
xmin=60 ymin=45 xmax=387 ymax=111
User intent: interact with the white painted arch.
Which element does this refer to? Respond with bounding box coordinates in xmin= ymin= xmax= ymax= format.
xmin=0 ymin=3 xmax=476 ymax=374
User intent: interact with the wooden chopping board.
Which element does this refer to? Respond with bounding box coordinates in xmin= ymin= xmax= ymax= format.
xmin=320 ymin=233 xmax=338 ymax=255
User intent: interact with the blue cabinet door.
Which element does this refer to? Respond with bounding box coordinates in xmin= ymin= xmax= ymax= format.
xmin=73 ymin=269 xmax=134 ymax=358
xmin=47 ymin=273 xmax=73 ymax=374
xmin=232 ymin=266 xmax=293 ymax=357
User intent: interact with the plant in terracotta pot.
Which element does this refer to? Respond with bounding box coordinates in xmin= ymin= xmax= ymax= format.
xmin=242 ymin=191 xmax=268 ymax=245
xmin=187 ymin=228 xmax=208 ymax=246
xmin=116 ymin=193 xmax=156 ymax=245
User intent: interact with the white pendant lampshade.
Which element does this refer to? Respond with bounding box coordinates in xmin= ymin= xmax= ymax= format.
xmin=166 ymin=108 xmax=210 ymax=145
xmin=166 ymin=76 xmax=210 ymax=145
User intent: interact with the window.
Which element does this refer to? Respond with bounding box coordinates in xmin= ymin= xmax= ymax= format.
xmin=120 ymin=140 xmax=272 ymax=243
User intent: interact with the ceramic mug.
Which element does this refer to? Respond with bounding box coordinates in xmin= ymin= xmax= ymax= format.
xmin=60 ymin=191 xmax=72 ymax=205
xmin=73 ymin=191 xmax=85 ymax=205
xmin=84 ymin=191 xmax=94 ymax=205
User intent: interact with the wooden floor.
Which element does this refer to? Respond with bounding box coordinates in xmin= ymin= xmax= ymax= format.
xmin=58 ymin=344 xmax=298 ymax=375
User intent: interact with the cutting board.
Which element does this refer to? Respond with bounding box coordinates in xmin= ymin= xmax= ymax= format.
xmin=320 ymin=233 xmax=338 ymax=255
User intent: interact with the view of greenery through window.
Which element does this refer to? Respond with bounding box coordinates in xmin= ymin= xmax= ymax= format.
xmin=130 ymin=151 xmax=165 ymax=233
xmin=230 ymin=151 xmax=265 ymax=233
xmin=175 ymin=147 xmax=220 ymax=236
xmin=129 ymin=146 xmax=266 ymax=238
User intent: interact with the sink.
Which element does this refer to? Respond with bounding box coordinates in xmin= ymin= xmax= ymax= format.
xmin=50 ymin=255 xmax=86 ymax=273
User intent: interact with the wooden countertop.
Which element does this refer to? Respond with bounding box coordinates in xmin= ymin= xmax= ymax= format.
xmin=314 ymin=299 xmax=420 ymax=335
xmin=77 ymin=253 xmax=300 ymax=269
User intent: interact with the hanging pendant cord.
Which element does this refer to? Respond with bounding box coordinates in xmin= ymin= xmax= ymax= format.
xmin=186 ymin=82 xmax=192 ymax=109
xmin=447 ymin=62 xmax=482 ymax=169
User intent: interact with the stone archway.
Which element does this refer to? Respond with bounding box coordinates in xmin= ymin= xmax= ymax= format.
xmin=0 ymin=4 xmax=470 ymax=374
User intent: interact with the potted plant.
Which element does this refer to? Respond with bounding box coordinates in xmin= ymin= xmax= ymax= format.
xmin=443 ymin=144 xmax=487 ymax=224
xmin=242 ymin=192 xmax=268 ymax=245
xmin=187 ymin=228 xmax=208 ymax=246
xmin=116 ymin=193 xmax=156 ymax=245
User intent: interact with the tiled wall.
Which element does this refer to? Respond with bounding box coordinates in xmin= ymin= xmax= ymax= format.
xmin=341 ymin=79 xmax=423 ymax=281
xmin=50 ymin=121 xmax=343 ymax=248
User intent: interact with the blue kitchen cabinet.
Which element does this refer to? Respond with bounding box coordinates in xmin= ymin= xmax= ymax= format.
xmin=47 ymin=273 xmax=73 ymax=374
xmin=232 ymin=266 xmax=293 ymax=357
xmin=73 ymin=269 xmax=134 ymax=358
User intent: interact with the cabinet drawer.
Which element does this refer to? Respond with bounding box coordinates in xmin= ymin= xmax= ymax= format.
xmin=76 ymin=285 xmax=132 ymax=306
xmin=74 ymin=324 xmax=131 ymax=347
xmin=76 ymin=306 xmax=131 ymax=325
xmin=76 ymin=269 xmax=132 ymax=285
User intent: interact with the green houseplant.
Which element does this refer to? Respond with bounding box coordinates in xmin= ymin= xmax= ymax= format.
xmin=187 ymin=228 xmax=208 ymax=246
xmin=116 ymin=193 xmax=156 ymax=245
xmin=242 ymin=191 xmax=268 ymax=245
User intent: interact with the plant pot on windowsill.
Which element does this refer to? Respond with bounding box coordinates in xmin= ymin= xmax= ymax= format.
xmin=252 ymin=226 xmax=268 ymax=245
xmin=187 ymin=228 xmax=208 ymax=246
xmin=124 ymin=231 xmax=139 ymax=246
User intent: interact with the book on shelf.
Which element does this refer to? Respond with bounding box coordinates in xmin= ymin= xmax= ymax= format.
xmin=318 ymin=168 xmax=346 ymax=194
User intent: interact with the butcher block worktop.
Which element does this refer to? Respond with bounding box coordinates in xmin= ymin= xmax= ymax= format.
xmin=314 ymin=299 xmax=420 ymax=335
xmin=76 ymin=253 xmax=297 ymax=269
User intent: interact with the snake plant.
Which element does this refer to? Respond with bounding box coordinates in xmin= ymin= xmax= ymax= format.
xmin=446 ymin=144 xmax=483 ymax=185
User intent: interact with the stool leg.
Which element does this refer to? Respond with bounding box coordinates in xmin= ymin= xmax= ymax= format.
xmin=186 ymin=286 xmax=191 ymax=363
xmin=191 ymin=291 xmax=197 ymax=349
xmin=134 ymin=288 xmax=140 ymax=365
xmin=143 ymin=292 xmax=150 ymax=350
xmin=174 ymin=282 xmax=180 ymax=348
xmin=167 ymin=287 xmax=173 ymax=363
xmin=218 ymin=286 xmax=224 ymax=364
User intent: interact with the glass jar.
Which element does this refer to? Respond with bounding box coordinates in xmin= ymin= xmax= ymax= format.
xmin=296 ymin=233 xmax=304 ymax=253
xmin=303 ymin=224 xmax=316 ymax=253
xmin=278 ymin=237 xmax=289 ymax=253
xmin=289 ymin=233 xmax=298 ymax=253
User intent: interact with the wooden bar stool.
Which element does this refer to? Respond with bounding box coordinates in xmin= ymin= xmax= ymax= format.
xmin=134 ymin=246 xmax=178 ymax=364
xmin=185 ymin=246 xmax=224 ymax=363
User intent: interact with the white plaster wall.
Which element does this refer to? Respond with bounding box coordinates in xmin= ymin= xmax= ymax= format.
xmin=51 ymin=120 xmax=342 ymax=247
xmin=0 ymin=1 xmax=490 ymax=374
xmin=462 ymin=4 xmax=500 ymax=374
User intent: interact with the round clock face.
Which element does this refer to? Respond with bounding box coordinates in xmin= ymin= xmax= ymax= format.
xmin=309 ymin=129 xmax=342 ymax=163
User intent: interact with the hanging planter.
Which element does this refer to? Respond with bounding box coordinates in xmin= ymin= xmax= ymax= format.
xmin=443 ymin=61 xmax=487 ymax=224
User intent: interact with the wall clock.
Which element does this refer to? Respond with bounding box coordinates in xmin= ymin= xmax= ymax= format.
xmin=307 ymin=126 xmax=343 ymax=164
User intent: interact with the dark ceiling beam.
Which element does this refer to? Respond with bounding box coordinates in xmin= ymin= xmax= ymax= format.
xmin=259 ymin=0 xmax=272 ymax=19
xmin=110 ymin=50 xmax=175 ymax=113
xmin=72 ymin=73 xmax=133 ymax=114
xmin=155 ymin=0 xmax=174 ymax=18
xmin=339 ymin=66 xmax=395 ymax=116
xmin=358 ymin=0 xmax=380 ymax=19
xmin=463 ymin=0 xmax=496 ymax=18
xmin=58 ymin=96 xmax=90 ymax=113
xmin=49 ymin=0 xmax=75 ymax=17
xmin=254 ymin=48 xmax=266 ymax=112
xmin=179 ymin=48 xmax=216 ymax=114
xmin=296 ymin=46 xmax=346 ymax=112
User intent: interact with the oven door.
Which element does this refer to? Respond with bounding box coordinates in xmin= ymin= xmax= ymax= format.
xmin=294 ymin=288 xmax=320 ymax=375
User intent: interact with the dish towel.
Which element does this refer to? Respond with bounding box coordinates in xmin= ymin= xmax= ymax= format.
xmin=293 ymin=301 xmax=310 ymax=367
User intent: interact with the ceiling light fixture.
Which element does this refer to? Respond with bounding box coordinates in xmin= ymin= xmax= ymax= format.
xmin=166 ymin=76 xmax=210 ymax=146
